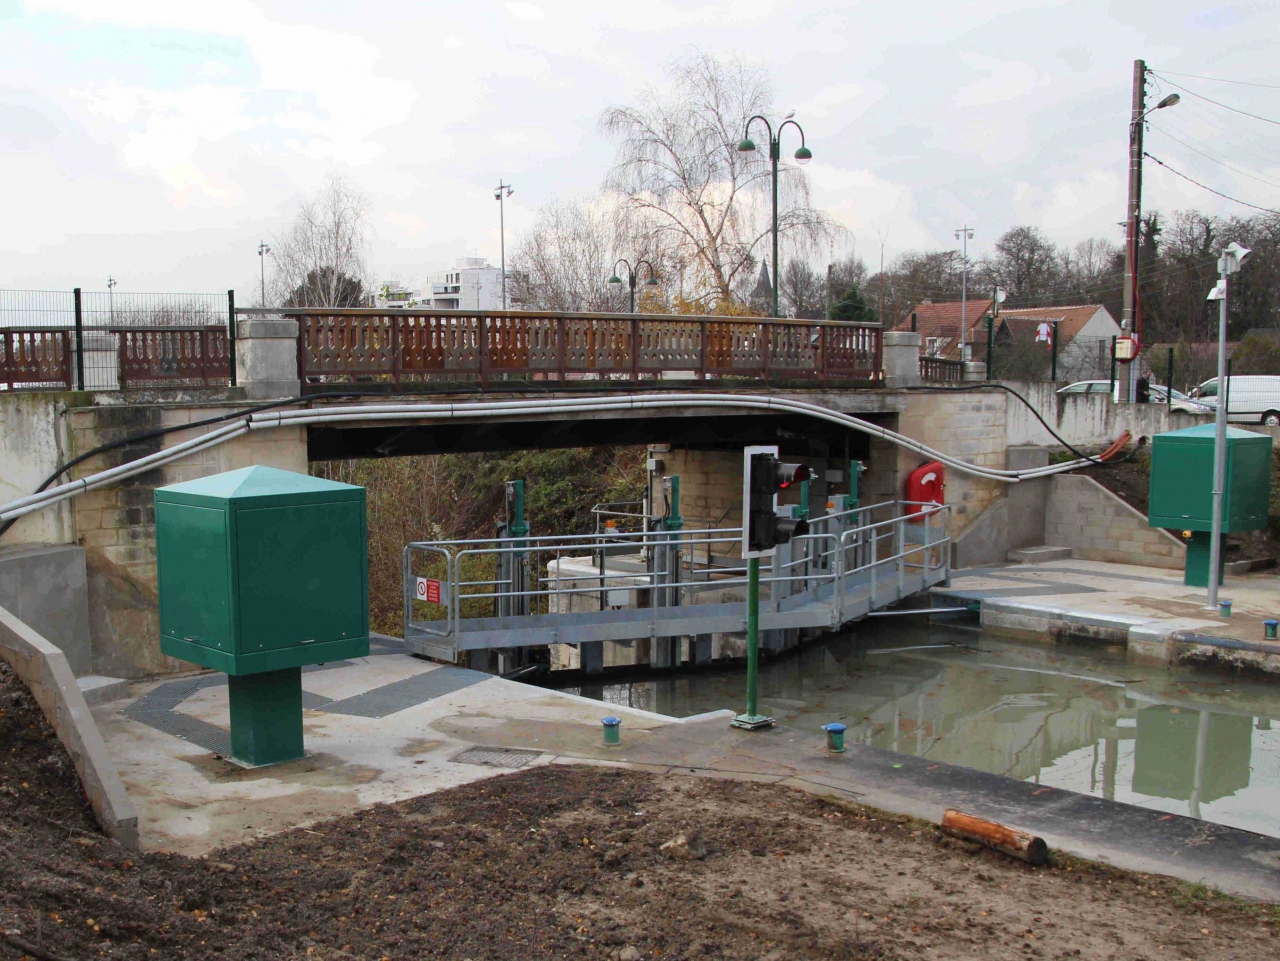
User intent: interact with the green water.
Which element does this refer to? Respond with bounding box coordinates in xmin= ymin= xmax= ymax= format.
xmin=564 ymin=621 xmax=1280 ymax=839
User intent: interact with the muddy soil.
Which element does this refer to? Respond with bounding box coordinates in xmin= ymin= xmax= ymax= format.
xmin=3 ymin=661 xmax=1279 ymax=960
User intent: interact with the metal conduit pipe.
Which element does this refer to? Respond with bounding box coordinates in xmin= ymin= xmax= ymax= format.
xmin=0 ymin=393 xmax=1118 ymax=523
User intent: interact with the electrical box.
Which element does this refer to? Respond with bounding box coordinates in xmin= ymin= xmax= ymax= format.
xmin=1147 ymin=425 xmax=1271 ymax=533
xmin=155 ymin=465 xmax=369 ymax=676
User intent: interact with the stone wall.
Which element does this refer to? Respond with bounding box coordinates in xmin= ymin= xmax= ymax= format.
xmin=1045 ymin=474 xmax=1185 ymax=569
xmin=0 ymin=390 xmax=81 ymax=545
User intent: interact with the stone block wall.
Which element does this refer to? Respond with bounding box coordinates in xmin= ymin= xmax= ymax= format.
xmin=67 ymin=403 xmax=308 ymax=677
xmin=895 ymin=390 xmax=1007 ymax=538
xmin=1045 ymin=474 xmax=1185 ymax=569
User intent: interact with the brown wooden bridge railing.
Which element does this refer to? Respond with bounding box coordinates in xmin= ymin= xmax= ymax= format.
xmin=237 ymin=308 xmax=884 ymax=390
xmin=919 ymin=355 xmax=966 ymax=383
xmin=0 ymin=327 xmax=230 ymax=391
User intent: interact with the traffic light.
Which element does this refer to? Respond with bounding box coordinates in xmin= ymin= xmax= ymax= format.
xmin=742 ymin=445 xmax=811 ymax=556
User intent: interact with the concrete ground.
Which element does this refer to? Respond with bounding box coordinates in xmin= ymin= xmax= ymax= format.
xmin=90 ymin=627 xmax=1280 ymax=901
xmin=938 ymin=558 xmax=1280 ymax=670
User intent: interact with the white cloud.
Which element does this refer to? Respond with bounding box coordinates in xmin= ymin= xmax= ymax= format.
xmin=506 ymin=2 xmax=546 ymax=21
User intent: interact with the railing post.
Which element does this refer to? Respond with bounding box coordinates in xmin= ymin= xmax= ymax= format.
xmin=2 ymin=330 xmax=11 ymax=391
xmin=761 ymin=319 xmax=772 ymax=382
xmin=117 ymin=330 xmax=128 ymax=390
xmin=631 ymin=317 xmax=640 ymax=381
xmin=480 ymin=314 xmax=490 ymax=384
xmin=699 ymin=319 xmax=707 ymax=380
xmin=392 ymin=313 xmax=401 ymax=385
xmin=73 ymin=287 xmax=85 ymax=390
xmin=226 ymin=290 xmax=236 ymax=386
xmin=897 ymin=515 xmax=905 ymax=597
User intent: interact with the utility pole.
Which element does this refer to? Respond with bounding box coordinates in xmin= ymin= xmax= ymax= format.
xmin=1122 ymin=59 xmax=1146 ymax=405
xmin=955 ymin=226 xmax=974 ymax=359
xmin=494 ymin=181 xmax=513 ymax=309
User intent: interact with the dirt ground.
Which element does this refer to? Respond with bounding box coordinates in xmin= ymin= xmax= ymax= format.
xmin=1081 ymin=455 xmax=1280 ymax=563
xmin=3 ymin=663 xmax=1280 ymax=960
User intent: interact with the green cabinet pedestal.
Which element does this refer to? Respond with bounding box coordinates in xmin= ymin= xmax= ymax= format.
xmin=229 ymin=668 xmax=304 ymax=767
xmin=155 ymin=466 xmax=368 ymax=767
xmin=1184 ymin=531 xmax=1225 ymax=589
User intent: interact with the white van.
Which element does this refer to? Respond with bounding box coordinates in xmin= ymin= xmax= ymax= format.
xmin=1192 ymin=375 xmax=1280 ymax=425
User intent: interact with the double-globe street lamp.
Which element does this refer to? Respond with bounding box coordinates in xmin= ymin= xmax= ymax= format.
xmin=607 ymin=259 xmax=659 ymax=314
xmin=738 ymin=115 xmax=812 ymax=318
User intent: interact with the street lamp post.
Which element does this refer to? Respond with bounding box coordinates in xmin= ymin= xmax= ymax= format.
xmin=257 ymin=242 xmax=271 ymax=305
xmin=955 ymin=226 xmax=974 ymax=360
xmin=495 ymin=181 xmax=514 ymax=309
xmin=607 ymin=259 xmax=659 ymax=314
xmin=107 ymin=275 xmax=116 ymax=323
xmin=738 ymin=116 xmax=812 ymax=318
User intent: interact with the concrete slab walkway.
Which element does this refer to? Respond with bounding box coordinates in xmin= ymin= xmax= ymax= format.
xmin=90 ymin=628 xmax=1280 ymax=901
xmin=937 ymin=559 xmax=1280 ymax=673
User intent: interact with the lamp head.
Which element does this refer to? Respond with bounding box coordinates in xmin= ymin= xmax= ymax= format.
xmin=737 ymin=136 xmax=757 ymax=153
xmin=1155 ymin=93 xmax=1180 ymax=110
xmin=644 ymin=276 xmax=659 ymax=286
xmin=793 ymin=145 xmax=812 ymax=165
xmin=607 ymin=274 xmax=623 ymax=285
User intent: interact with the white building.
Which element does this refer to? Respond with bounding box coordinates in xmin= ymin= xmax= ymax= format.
xmin=377 ymin=258 xmax=506 ymax=311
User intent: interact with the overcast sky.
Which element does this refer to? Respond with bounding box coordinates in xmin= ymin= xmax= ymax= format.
xmin=2 ymin=0 xmax=1277 ymax=295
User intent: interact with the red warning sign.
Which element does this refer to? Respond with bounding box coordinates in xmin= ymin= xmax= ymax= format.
xmin=415 ymin=577 xmax=444 ymax=604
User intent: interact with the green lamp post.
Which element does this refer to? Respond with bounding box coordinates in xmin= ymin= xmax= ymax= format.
xmin=738 ymin=115 xmax=812 ymax=318
xmin=607 ymin=258 xmax=659 ymax=313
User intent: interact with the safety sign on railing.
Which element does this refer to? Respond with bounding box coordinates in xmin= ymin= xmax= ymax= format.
xmin=415 ymin=576 xmax=449 ymax=605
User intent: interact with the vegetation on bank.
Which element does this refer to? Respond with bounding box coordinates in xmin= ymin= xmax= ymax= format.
xmin=312 ymin=447 xmax=646 ymax=634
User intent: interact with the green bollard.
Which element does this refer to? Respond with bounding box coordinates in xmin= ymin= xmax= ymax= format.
xmin=602 ymin=716 xmax=621 ymax=747
xmin=1265 ymin=619 xmax=1278 ymax=640
xmin=1219 ymin=599 xmax=1232 ymax=619
xmin=822 ymin=722 xmax=846 ymax=753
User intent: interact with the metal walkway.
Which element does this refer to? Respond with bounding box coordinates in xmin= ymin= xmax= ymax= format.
xmin=403 ymin=500 xmax=951 ymax=663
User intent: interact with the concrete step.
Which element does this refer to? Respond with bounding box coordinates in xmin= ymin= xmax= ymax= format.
xmin=77 ymin=675 xmax=130 ymax=705
xmin=1007 ymin=546 xmax=1073 ymax=564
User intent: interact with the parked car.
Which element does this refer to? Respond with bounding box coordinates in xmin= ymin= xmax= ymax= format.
xmin=1056 ymin=380 xmax=1212 ymax=414
xmin=1190 ymin=375 xmax=1280 ymax=425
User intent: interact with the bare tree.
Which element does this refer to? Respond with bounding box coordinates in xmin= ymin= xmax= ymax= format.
xmin=508 ymin=198 xmax=662 ymax=312
xmin=600 ymin=51 xmax=839 ymax=309
xmin=270 ymin=174 xmax=372 ymax=308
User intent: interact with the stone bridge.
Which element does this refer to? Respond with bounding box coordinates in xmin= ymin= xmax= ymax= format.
xmin=0 ymin=309 xmax=1189 ymax=680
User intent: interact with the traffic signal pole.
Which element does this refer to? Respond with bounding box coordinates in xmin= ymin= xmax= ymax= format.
xmin=742 ymin=556 xmax=763 ymax=723
xmin=734 ymin=446 xmax=810 ymax=731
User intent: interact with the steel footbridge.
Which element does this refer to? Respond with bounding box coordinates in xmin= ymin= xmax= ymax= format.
xmin=403 ymin=500 xmax=951 ymax=670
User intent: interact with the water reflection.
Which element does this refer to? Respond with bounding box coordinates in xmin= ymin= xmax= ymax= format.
xmin=563 ymin=622 xmax=1280 ymax=839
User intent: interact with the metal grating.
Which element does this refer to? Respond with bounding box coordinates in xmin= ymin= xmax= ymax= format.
xmin=320 ymin=666 xmax=489 ymax=719
xmin=451 ymin=747 xmax=542 ymax=769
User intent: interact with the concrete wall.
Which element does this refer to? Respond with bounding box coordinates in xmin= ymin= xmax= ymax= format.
xmin=0 ymin=604 xmax=138 ymax=848
xmin=0 ymin=391 xmax=80 ymax=545
xmin=1001 ymin=381 xmax=1206 ymax=448
xmin=0 ymin=544 xmax=92 ymax=676
xmin=1045 ymin=474 xmax=1185 ymax=569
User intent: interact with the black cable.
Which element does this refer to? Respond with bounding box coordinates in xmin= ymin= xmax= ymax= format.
xmin=898 ymin=382 xmax=1139 ymax=467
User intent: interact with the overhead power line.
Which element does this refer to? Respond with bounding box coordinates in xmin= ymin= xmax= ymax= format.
xmin=1144 ymin=152 xmax=1280 ymax=214
xmin=1151 ymin=75 xmax=1280 ymax=126
xmin=1153 ymin=69 xmax=1280 ymax=91
xmin=1148 ymin=125 xmax=1280 ymax=190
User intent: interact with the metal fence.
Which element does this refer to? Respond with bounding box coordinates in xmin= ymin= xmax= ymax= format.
xmin=235 ymin=307 xmax=884 ymax=390
xmin=985 ymin=333 xmax=1116 ymax=385
xmin=0 ymin=288 xmax=233 ymax=391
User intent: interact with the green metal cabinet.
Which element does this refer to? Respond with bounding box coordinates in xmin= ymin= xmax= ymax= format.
xmin=1148 ymin=425 xmax=1271 ymax=532
xmin=1147 ymin=425 xmax=1272 ymax=587
xmin=154 ymin=466 xmax=369 ymax=766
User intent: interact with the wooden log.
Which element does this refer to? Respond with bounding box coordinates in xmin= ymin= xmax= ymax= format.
xmin=941 ymin=809 xmax=1048 ymax=865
